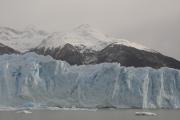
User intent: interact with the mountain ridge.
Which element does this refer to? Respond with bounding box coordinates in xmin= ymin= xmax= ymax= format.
xmin=0 ymin=25 xmax=180 ymax=69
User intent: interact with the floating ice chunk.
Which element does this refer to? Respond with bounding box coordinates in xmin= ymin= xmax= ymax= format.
xmin=135 ymin=112 xmax=157 ymax=116
xmin=16 ymin=110 xmax=32 ymax=114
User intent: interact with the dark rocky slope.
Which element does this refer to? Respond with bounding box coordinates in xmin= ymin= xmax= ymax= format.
xmin=31 ymin=43 xmax=180 ymax=69
xmin=0 ymin=43 xmax=19 ymax=55
xmin=97 ymin=44 xmax=180 ymax=69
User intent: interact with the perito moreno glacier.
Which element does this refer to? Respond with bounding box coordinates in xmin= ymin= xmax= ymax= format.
xmin=0 ymin=53 xmax=180 ymax=109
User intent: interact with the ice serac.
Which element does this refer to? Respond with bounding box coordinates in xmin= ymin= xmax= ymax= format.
xmin=0 ymin=53 xmax=180 ymax=109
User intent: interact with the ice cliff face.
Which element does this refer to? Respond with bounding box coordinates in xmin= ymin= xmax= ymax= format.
xmin=0 ymin=53 xmax=180 ymax=109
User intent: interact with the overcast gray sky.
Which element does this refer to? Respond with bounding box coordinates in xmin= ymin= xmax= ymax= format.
xmin=0 ymin=0 xmax=180 ymax=60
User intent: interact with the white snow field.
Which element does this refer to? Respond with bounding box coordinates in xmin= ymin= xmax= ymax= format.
xmin=0 ymin=26 xmax=48 ymax=52
xmin=0 ymin=53 xmax=180 ymax=109
xmin=0 ymin=25 xmax=154 ymax=52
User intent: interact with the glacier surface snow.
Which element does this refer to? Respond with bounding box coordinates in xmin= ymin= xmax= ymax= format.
xmin=0 ymin=53 xmax=180 ymax=109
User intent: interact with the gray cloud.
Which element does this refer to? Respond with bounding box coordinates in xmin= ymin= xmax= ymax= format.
xmin=0 ymin=0 xmax=180 ymax=60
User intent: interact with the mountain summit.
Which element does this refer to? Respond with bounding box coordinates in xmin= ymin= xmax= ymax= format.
xmin=37 ymin=24 xmax=152 ymax=52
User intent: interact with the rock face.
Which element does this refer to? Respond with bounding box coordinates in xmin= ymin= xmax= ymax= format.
xmin=0 ymin=43 xmax=19 ymax=55
xmin=31 ymin=44 xmax=84 ymax=65
xmin=0 ymin=53 xmax=180 ymax=109
xmin=31 ymin=43 xmax=180 ymax=69
xmin=57 ymin=44 xmax=83 ymax=65
xmin=97 ymin=44 xmax=180 ymax=69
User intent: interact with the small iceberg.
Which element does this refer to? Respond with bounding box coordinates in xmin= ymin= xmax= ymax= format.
xmin=16 ymin=110 xmax=32 ymax=114
xmin=135 ymin=112 xmax=157 ymax=116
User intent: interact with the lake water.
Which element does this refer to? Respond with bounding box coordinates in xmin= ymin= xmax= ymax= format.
xmin=0 ymin=109 xmax=179 ymax=120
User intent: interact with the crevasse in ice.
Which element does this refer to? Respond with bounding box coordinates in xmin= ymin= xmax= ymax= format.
xmin=0 ymin=53 xmax=180 ymax=109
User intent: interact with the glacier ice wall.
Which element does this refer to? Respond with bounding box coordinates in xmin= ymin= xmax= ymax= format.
xmin=0 ymin=53 xmax=180 ymax=109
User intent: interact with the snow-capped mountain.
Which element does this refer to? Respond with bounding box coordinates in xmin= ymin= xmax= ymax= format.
xmin=1 ymin=24 xmax=180 ymax=69
xmin=37 ymin=24 xmax=153 ymax=52
xmin=0 ymin=26 xmax=48 ymax=52
xmin=30 ymin=24 xmax=180 ymax=69
xmin=0 ymin=24 xmax=154 ymax=53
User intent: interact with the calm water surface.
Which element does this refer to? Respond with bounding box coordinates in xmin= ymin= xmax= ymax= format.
xmin=0 ymin=109 xmax=179 ymax=120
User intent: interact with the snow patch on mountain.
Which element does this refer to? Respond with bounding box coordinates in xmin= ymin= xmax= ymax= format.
xmin=0 ymin=24 xmax=155 ymax=52
xmin=37 ymin=24 xmax=154 ymax=52
xmin=0 ymin=26 xmax=48 ymax=52
xmin=38 ymin=24 xmax=110 ymax=51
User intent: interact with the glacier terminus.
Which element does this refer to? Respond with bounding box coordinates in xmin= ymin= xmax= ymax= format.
xmin=0 ymin=53 xmax=180 ymax=109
